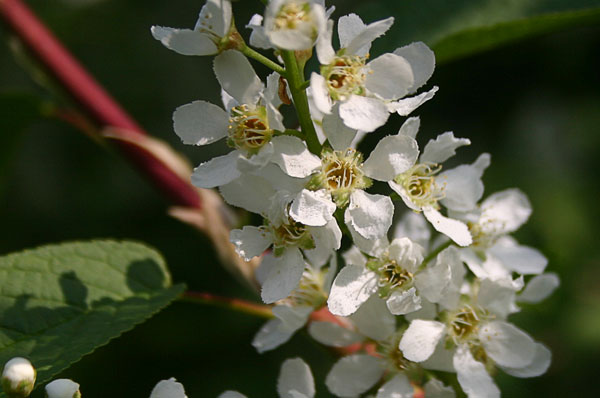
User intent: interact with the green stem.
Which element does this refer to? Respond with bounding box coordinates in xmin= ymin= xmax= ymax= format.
xmin=180 ymin=291 xmax=273 ymax=319
xmin=419 ymin=240 xmax=453 ymax=270
xmin=239 ymin=44 xmax=286 ymax=76
xmin=280 ymin=50 xmax=321 ymax=155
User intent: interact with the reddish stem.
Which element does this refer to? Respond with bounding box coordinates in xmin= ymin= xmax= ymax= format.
xmin=0 ymin=0 xmax=201 ymax=208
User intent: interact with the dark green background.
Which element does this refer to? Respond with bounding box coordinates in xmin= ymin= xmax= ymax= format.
xmin=1 ymin=0 xmax=599 ymax=396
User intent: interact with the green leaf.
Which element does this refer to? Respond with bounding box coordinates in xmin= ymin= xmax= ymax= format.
xmin=0 ymin=241 xmax=184 ymax=394
xmin=351 ymin=0 xmax=600 ymax=63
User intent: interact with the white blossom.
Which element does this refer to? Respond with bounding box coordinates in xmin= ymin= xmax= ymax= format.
xmin=152 ymin=0 xmax=233 ymax=56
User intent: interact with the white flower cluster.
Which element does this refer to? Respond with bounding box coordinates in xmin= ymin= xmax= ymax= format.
xmin=153 ymin=1 xmax=559 ymax=397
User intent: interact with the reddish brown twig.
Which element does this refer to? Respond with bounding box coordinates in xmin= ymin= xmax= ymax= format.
xmin=0 ymin=0 xmax=200 ymax=209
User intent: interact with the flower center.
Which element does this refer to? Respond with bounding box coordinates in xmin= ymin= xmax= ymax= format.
xmin=228 ymin=105 xmax=273 ymax=153
xmin=274 ymin=2 xmax=311 ymax=30
xmin=309 ymin=148 xmax=370 ymax=207
xmin=269 ymin=217 xmax=314 ymax=256
xmin=368 ymin=258 xmax=414 ymax=299
xmin=321 ymin=55 xmax=368 ymax=101
xmin=395 ymin=162 xmax=445 ymax=209
xmin=447 ymin=305 xmax=487 ymax=344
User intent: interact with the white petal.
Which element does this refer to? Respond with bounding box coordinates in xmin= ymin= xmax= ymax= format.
xmin=346 ymin=17 xmax=394 ymax=56
xmin=479 ymin=321 xmax=536 ymax=368
xmin=191 ymin=151 xmax=241 ymax=188
xmin=363 ymin=134 xmax=419 ymax=181
xmin=423 ymin=379 xmax=455 ymax=398
xmin=326 ymin=355 xmax=384 ymax=398
xmin=415 ymin=261 xmax=451 ymax=303
xmin=388 ymin=237 xmax=424 ymax=273
xmin=423 ymin=207 xmax=472 ymax=247
xmin=305 ymin=219 xmax=342 ymax=266
xmin=274 ymin=304 xmax=313 ymax=329
xmin=440 ymin=153 xmax=490 ymax=212
xmin=271 ymin=135 xmax=321 ymax=178
xmin=437 ymin=247 xmax=467 ymax=310
xmin=252 ymin=318 xmax=294 ymax=353
xmin=258 ymin=163 xmax=309 ymax=193
xmin=386 ymin=287 xmax=422 ymax=315
xmin=339 ymin=95 xmax=390 ymax=132
xmin=421 ymin=342 xmax=456 ymax=372
xmin=220 ymin=174 xmax=274 ymax=214
xmin=480 ymin=188 xmax=532 ymax=235
xmin=398 ymin=116 xmax=420 ymax=139
xmin=308 ymin=321 xmax=362 ymax=347
xmin=454 ymin=345 xmax=500 ymax=398
xmin=230 ymin=226 xmax=272 ymax=261
xmin=477 ymin=277 xmax=522 ymax=318
xmin=389 ymin=86 xmax=438 ymax=116
xmin=488 ymin=237 xmax=548 ymax=275
xmin=219 ymin=391 xmax=246 ymax=398
xmin=322 ymin=106 xmax=357 ymax=151
xmin=376 ymin=374 xmax=413 ymax=398
xmin=399 ymin=319 xmax=446 ymax=362
xmin=393 ymin=42 xmax=435 ymax=92
xmin=264 ymin=72 xmax=283 ymax=108
xmin=310 ymin=73 xmax=333 ymax=114
xmin=278 ymin=358 xmax=315 ymax=398
xmin=196 ymin=0 xmax=232 ymax=37
xmin=150 ymin=378 xmax=187 ymax=398
xmin=345 ymin=191 xmax=394 ymax=240
xmin=261 ymin=249 xmax=306 ymax=303
xmin=365 ymin=53 xmax=414 ymax=100
xmin=501 ymin=343 xmax=552 ymax=378
xmin=345 ymin=216 xmax=390 ymax=257
xmin=519 ymin=273 xmax=560 ymax=303
xmin=338 ymin=13 xmax=366 ymax=49
xmin=290 ymin=189 xmax=336 ymax=226
xmin=342 ymin=246 xmax=367 ymax=267
xmin=316 ymin=19 xmax=335 ymax=65
xmin=327 ymin=264 xmax=378 ymax=316
xmin=393 ymin=211 xmax=431 ymax=251
xmin=173 ymin=100 xmax=228 ymax=145
xmin=350 ymin=295 xmax=396 ymax=341
xmin=214 ymin=50 xmax=263 ymax=105
xmin=151 ymin=26 xmax=217 ymax=56
xmin=420 ymin=132 xmax=470 ymax=164
xmin=246 ymin=14 xmax=271 ymax=49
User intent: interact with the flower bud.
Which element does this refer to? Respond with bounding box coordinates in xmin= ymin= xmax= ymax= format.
xmin=1 ymin=357 xmax=36 ymax=398
xmin=150 ymin=378 xmax=187 ymax=398
xmin=45 ymin=379 xmax=81 ymax=398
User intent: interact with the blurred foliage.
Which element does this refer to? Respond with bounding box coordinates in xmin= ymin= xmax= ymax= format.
xmin=0 ymin=0 xmax=599 ymax=397
xmin=0 ymin=241 xmax=184 ymax=396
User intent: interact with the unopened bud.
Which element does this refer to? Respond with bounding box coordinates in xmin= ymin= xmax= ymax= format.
xmin=45 ymin=379 xmax=81 ymax=398
xmin=1 ymin=357 xmax=36 ymax=398
xmin=150 ymin=378 xmax=187 ymax=398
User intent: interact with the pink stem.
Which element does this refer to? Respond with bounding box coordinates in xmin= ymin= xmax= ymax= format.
xmin=0 ymin=0 xmax=201 ymax=208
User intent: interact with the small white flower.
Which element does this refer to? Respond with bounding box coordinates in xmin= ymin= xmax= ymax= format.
xmin=249 ymin=0 xmax=327 ymax=50
xmin=363 ymin=116 xmax=490 ymax=246
xmin=173 ymin=51 xmax=284 ymax=188
xmin=311 ymin=14 xmax=436 ymax=132
xmin=149 ymin=378 xmax=187 ymax=398
xmin=151 ymin=0 xmax=233 ymax=56
xmin=328 ymin=241 xmax=458 ymax=317
xmin=1 ymin=357 xmax=36 ymax=398
xmin=399 ymin=277 xmax=549 ymax=398
xmin=45 ymin=379 xmax=81 ymax=398
xmin=459 ymin=189 xmax=548 ymax=278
